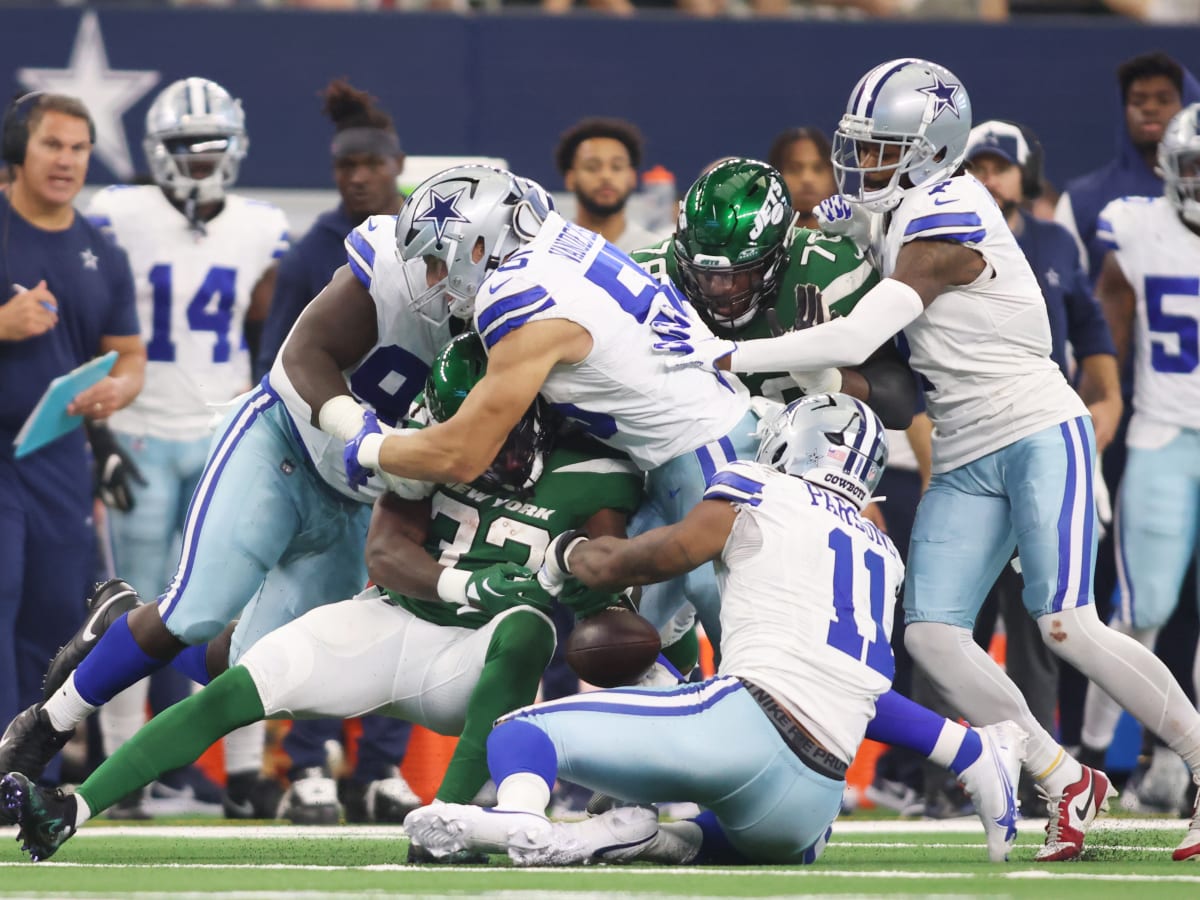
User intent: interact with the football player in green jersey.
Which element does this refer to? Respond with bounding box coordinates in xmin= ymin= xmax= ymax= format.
xmin=2 ymin=333 xmax=643 ymax=862
xmin=631 ymin=158 xmax=915 ymax=426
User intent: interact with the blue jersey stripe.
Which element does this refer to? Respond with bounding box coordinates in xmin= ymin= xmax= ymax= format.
xmin=904 ymin=212 xmax=984 ymax=237
xmin=345 ymin=229 xmax=376 ymax=286
xmin=481 ymin=297 xmax=555 ymax=349
xmin=704 ymin=468 xmax=764 ymax=506
xmin=477 ymin=286 xmax=550 ymax=335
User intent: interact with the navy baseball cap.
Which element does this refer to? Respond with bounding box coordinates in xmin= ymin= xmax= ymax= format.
xmin=965 ymin=120 xmax=1030 ymax=167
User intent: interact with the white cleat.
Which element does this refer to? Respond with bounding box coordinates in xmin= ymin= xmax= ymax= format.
xmin=958 ymin=720 xmax=1027 ymax=862
xmin=404 ymin=802 xmax=552 ymax=860
xmin=513 ymin=805 xmax=660 ymax=866
xmin=1174 ymin=778 xmax=1200 ymax=862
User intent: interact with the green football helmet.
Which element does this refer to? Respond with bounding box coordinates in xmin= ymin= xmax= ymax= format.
xmin=425 ymin=332 xmax=552 ymax=496
xmin=674 ymin=158 xmax=794 ymax=332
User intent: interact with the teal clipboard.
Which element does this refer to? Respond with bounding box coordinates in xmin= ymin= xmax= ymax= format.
xmin=14 ymin=351 xmax=119 ymax=459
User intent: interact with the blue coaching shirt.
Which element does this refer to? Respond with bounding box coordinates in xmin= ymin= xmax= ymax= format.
xmin=0 ymin=192 xmax=138 ymax=461
xmin=1015 ymin=210 xmax=1116 ymax=376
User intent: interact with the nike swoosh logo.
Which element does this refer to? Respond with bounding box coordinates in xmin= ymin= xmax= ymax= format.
xmin=668 ymin=488 xmax=681 ymax=498
xmin=82 ymin=589 xmax=136 ymax=642
xmin=488 ymin=278 xmax=513 ymax=295
xmin=1073 ymin=773 xmax=1096 ymax=821
xmin=225 ymin=797 xmax=254 ymax=817
xmin=366 ymin=219 xmax=379 ymax=231
xmin=932 ymin=197 xmax=957 ymax=206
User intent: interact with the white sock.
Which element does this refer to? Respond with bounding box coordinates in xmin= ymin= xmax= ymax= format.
xmin=496 ymin=772 xmax=551 ymax=815
xmin=223 ymin=720 xmax=266 ymax=777
xmin=1080 ymin=621 xmax=1158 ymax=751
xmin=43 ymin=672 xmax=98 ymax=733
xmin=927 ymin=720 xmax=972 ymax=771
xmin=74 ymin=794 xmax=93 ymax=829
xmin=98 ymin=681 xmax=149 ymax=757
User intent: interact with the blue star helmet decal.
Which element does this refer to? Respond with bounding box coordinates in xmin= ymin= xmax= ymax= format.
xmin=917 ymin=73 xmax=962 ymax=121
xmin=415 ymin=187 xmax=470 ymax=244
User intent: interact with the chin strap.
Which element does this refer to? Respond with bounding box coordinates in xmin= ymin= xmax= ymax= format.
xmin=183 ymin=188 xmax=207 ymax=237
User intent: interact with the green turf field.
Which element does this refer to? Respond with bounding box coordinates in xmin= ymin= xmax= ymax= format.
xmin=2 ymin=818 xmax=1198 ymax=898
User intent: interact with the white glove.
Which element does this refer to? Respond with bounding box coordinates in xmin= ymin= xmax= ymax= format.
xmin=651 ymin=330 xmax=738 ymax=383
xmin=815 ymin=195 xmax=874 ymax=249
xmin=749 ymin=396 xmax=785 ymax=425
xmin=536 ymin=529 xmax=589 ymax=597
xmin=788 ymin=367 xmax=843 ymax=396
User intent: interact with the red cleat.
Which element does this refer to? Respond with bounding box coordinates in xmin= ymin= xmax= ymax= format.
xmin=1035 ymin=766 xmax=1117 ymax=862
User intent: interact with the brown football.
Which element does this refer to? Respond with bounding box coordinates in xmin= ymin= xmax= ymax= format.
xmin=564 ymin=607 xmax=662 ymax=688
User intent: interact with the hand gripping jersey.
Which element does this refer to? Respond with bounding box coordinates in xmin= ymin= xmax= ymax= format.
xmin=384 ymin=433 xmax=643 ymax=629
xmin=704 ymin=460 xmax=904 ymax=765
xmin=472 ymin=212 xmax=750 ymax=470
xmin=269 ymin=215 xmax=454 ymax=500
xmin=632 ymin=228 xmax=879 ymax=403
xmin=88 ymin=186 xmax=289 ymax=440
xmin=878 ymin=175 xmax=1086 ymax=471
xmin=1097 ymin=196 xmax=1200 ymax=439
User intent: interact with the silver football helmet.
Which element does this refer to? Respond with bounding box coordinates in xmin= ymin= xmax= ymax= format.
xmin=144 ymin=77 xmax=247 ymax=204
xmin=755 ymin=393 xmax=888 ymax=510
xmin=395 ymin=165 xmax=554 ymax=325
xmin=833 ymin=58 xmax=972 ymax=213
xmin=1159 ymin=103 xmax=1200 ymax=227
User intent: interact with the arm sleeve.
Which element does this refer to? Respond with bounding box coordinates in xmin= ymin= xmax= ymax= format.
xmin=731 ymin=278 xmax=924 ymax=374
xmin=856 ymin=340 xmax=918 ymax=430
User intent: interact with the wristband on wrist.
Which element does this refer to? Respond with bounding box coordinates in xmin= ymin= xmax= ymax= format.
xmin=318 ymin=395 xmax=367 ymax=442
xmin=436 ymin=567 xmax=473 ymax=606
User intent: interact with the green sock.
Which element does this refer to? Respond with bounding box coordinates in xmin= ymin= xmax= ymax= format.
xmin=662 ymin=625 xmax=700 ymax=676
xmin=435 ymin=612 xmax=554 ymax=804
xmin=77 ymin=666 xmax=266 ymax=815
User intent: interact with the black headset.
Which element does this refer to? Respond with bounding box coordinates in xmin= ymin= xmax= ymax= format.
xmin=2 ymin=91 xmax=47 ymax=167
xmin=1002 ymin=119 xmax=1046 ymax=201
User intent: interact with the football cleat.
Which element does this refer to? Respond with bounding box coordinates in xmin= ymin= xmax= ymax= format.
xmin=406 ymin=839 xmax=490 ymax=865
xmin=958 ymin=720 xmax=1027 ymax=862
xmin=1035 ymin=765 xmax=1117 ymax=862
xmin=1 ymin=772 xmax=77 ymax=861
xmin=43 ymin=579 xmax=141 ymax=702
xmin=276 ymin=767 xmax=341 ymax=825
xmin=0 ymin=705 xmax=74 ymax=785
xmin=522 ymin=805 xmax=661 ymax=866
xmin=341 ymin=767 xmax=422 ymax=824
xmin=404 ymin=802 xmax=550 ymax=860
xmin=1174 ymin=778 xmax=1200 ymax=862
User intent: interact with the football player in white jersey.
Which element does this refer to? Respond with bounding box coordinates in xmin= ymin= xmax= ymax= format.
xmin=78 ymin=78 xmax=289 ymax=810
xmin=654 ymin=58 xmax=1200 ymax=863
xmin=1080 ymin=104 xmax=1200 ymax=821
xmin=405 ymin=395 xmax=1017 ymax=866
xmin=2 ymin=190 xmax=451 ymax=804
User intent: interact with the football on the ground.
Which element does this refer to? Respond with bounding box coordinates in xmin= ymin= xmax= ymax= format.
xmin=565 ymin=607 xmax=661 ymax=688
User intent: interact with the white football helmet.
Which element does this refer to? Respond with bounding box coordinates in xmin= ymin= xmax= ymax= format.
xmin=1159 ymin=103 xmax=1200 ymax=227
xmin=395 ymin=165 xmax=554 ymax=325
xmin=755 ymin=392 xmax=888 ymax=510
xmin=144 ymin=77 xmax=247 ymax=204
xmin=833 ymin=58 xmax=972 ymax=213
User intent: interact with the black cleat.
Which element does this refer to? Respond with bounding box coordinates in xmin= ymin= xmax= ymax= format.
xmin=0 ymin=705 xmax=74 ymax=784
xmin=42 ymin=579 xmax=141 ymax=703
xmin=1 ymin=772 xmax=77 ymax=861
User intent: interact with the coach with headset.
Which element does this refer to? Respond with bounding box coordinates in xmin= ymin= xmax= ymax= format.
xmin=0 ymin=91 xmax=144 ymax=777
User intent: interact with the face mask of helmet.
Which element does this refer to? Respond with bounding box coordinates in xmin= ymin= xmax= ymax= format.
xmin=1160 ymin=105 xmax=1200 ymax=227
xmin=143 ymin=78 xmax=247 ymax=209
xmin=675 ymin=158 xmax=793 ymax=332
xmin=832 ymin=59 xmax=972 ymax=214
xmin=396 ymin=165 xmax=554 ymax=328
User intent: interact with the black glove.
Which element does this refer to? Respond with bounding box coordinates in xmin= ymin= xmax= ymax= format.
xmin=86 ymin=422 xmax=146 ymax=513
xmin=766 ymin=283 xmax=827 ymax=337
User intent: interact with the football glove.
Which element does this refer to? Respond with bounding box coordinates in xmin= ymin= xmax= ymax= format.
xmin=461 ymin=562 xmax=554 ymax=617
xmin=536 ymin=529 xmax=589 ymax=596
xmin=343 ymin=410 xmax=384 ymax=492
xmin=766 ymin=283 xmax=841 ymax=396
xmin=815 ymin=194 xmax=873 ymax=249
xmin=86 ymin=422 xmax=146 ymax=513
xmin=560 ymin=582 xmax=625 ymax=619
